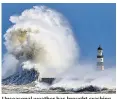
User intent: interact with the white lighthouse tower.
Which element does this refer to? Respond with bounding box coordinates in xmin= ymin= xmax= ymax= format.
xmin=97 ymin=45 xmax=104 ymax=70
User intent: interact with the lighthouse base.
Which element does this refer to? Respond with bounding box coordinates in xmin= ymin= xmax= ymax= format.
xmin=97 ymin=65 xmax=104 ymax=71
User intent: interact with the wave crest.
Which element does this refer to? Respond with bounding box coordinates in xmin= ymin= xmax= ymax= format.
xmin=3 ymin=6 xmax=79 ymax=79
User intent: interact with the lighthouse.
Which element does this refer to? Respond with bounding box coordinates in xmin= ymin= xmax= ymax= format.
xmin=97 ymin=45 xmax=104 ymax=70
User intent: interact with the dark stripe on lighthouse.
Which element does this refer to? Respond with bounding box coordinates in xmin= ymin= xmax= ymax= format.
xmin=97 ymin=55 xmax=103 ymax=58
xmin=97 ymin=62 xmax=104 ymax=66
